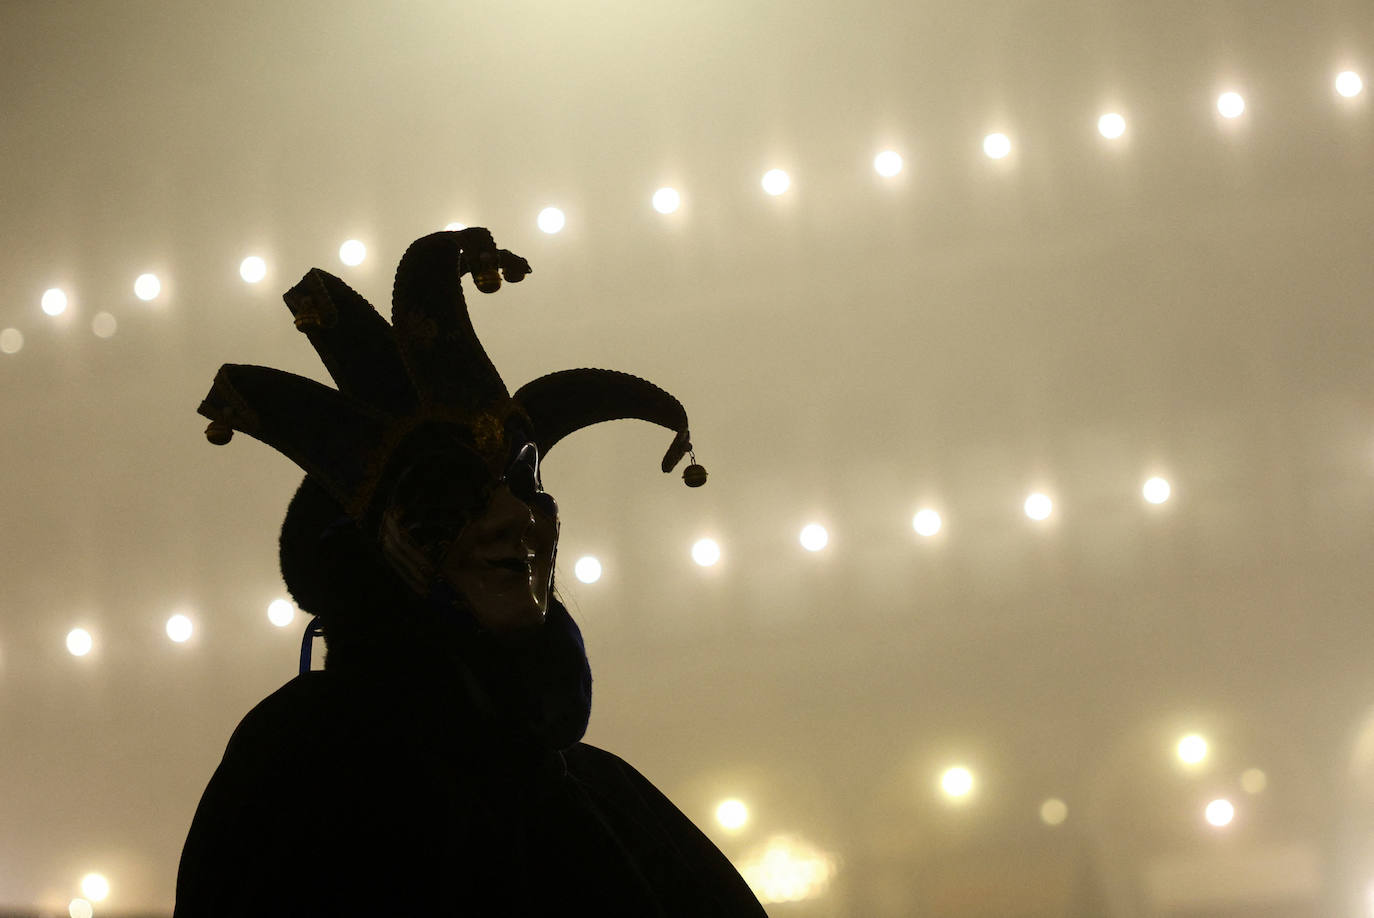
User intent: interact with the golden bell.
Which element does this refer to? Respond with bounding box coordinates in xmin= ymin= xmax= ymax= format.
xmin=205 ymin=420 xmax=234 ymax=445
xmin=473 ymin=270 xmax=502 ymax=294
xmin=683 ymin=464 xmax=707 ymax=488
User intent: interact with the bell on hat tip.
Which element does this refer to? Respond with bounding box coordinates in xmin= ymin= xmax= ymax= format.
xmin=683 ymin=463 xmax=708 ymax=488
xmin=473 ymin=270 xmax=502 ymax=293
xmin=205 ymin=420 xmax=234 ymax=445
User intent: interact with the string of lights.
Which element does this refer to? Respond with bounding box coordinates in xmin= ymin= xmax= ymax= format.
xmin=2 ymin=74 xmax=1365 ymax=356
xmin=5 ymin=68 xmax=1366 ymax=916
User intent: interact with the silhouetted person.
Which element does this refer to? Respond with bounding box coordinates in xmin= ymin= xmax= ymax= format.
xmin=175 ymin=229 xmax=764 ymax=916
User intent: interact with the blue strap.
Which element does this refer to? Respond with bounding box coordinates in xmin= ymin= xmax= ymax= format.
xmin=298 ymin=616 xmax=325 ymax=675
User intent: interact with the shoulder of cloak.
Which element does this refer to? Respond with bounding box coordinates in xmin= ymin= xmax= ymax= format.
xmin=561 ymin=743 xmax=770 ymax=917
xmin=174 ymin=673 xmax=346 ymax=916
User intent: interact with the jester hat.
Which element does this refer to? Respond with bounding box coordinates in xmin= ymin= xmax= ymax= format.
xmin=197 ymin=228 xmax=704 ymax=607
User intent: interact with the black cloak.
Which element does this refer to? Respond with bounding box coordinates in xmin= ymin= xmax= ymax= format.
xmin=174 ymin=595 xmax=767 ymax=916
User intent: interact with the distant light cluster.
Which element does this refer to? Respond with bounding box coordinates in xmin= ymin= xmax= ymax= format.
xmin=3 ymin=69 xmax=1364 ymax=360
xmin=559 ymin=479 xmax=1168 ymax=586
xmin=5 ymin=64 xmax=1345 ymax=912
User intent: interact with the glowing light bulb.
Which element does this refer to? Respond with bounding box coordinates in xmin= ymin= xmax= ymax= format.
xmin=799 ymin=524 xmax=828 ymax=552
xmin=239 ymin=256 xmax=267 ymax=283
xmin=692 ymin=538 xmax=721 ymax=567
xmin=1024 ymin=493 xmax=1052 ymax=520
xmin=940 ymin=766 xmax=974 ymax=799
xmin=69 ymin=898 xmax=93 ymax=918
xmin=134 ymin=273 xmax=161 ymax=301
xmin=738 ymin=834 xmax=836 ymax=904
xmin=0 ymin=328 xmax=23 ymax=355
xmin=445 ymin=222 xmax=466 ymax=231
xmin=1205 ymin=798 xmax=1235 ymax=827
xmin=761 ymin=169 xmax=790 ymax=195
xmin=42 ymin=288 xmax=68 ymax=316
xmin=80 ymin=873 xmax=109 ymax=901
xmin=1217 ymin=92 xmax=1245 ymax=118
xmin=574 ymin=556 xmax=602 ymax=584
xmin=1241 ymin=768 xmax=1267 ymax=794
xmin=1336 ymin=71 xmax=1363 ymax=98
xmin=67 ymin=628 xmax=93 ymax=657
xmin=912 ymin=509 xmax=942 ymax=537
xmin=983 ymin=133 xmax=1011 ymax=159
xmin=1097 ymin=112 xmax=1126 ymax=139
xmin=339 ymin=240 xmax=366 ymax=266
xmin=537 ymin=207 xmax=565 ymax=234
xmin=1177 ymin=733 xmax=1208 ymax=765
xmin=92 ymin=312 xmax=117 ymax=338
xmin=1040 ymin=797 xmax=1068 ymax=826
xmin=166 ymin=613 xmax=193 ymax=643
xmin=873 ymin=150 xmax=903 ymax=176
xmin=652 ymin=187 xmax=681 ymax=214
xmin=716 ymin=798 xmax=749 ymax=831
xmin=1143 ymin=477 xmax=1171 ymax=504
xmin=267 ymin=599 xmax=295 ymax=628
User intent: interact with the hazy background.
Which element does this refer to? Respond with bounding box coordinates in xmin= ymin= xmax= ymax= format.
xmin=2 ymin=1 xmax=1373 ymax=914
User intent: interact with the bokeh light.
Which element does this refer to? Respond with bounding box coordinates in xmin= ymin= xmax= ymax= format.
xmin=912 ymin=509 xmax=942 ymax=537
xmin=1097 ymin=112 xmax=1126 ymax=138
xmin=1024 ymin=493 xmax=1053 ymax=520
xmin=1205 ymin=798 xmax=1235 ymax=827
xmin=1217 ymin=91 xmax=1245 ymax=118
xmin=1241 ymin=767 xmax=1268 ymax=794
xmin=873 ymin=150 xmax=903 ymax=176
xmin=68 ymin=899 xmax=93 ymax=918
xmin=1177 ymin=733 xmax=1208 ymax=765
xmin=692 ymin=538 xmax=721 ymax=567
xmin=239 ymin=256 xmax=267 ymax=283
xmin=574 ymin=556 xmax=603 ymax=584
xmin=267 ymin=599 xmax=295 ymax=628
xmin=716 ymin=798 xmax=749 ymax=832
xmin=1143 ymin=477 xmax=1171 ymax=504
xmin=983 ymin=133 xmax=1011 ymax=159
xmin=92 ymin=312 xmax=117 ymax=339
xmin=652 ymin=187 xmax=681 ymax=214
xmin=1336 ymin=70 xmax=1364 ymax=98
xmin=799 ymin=523 xmax=829 ymax=552
xmin=134 ymin=273 xmax=161 ymax=301
xmin=1040 ymin=797 xmax=1068 ymax=826
xmin=80 ymin=873 xmax=109 ymax=901
xmin=940 ymin=765 xmax=975 ymax=799
xmin=537 ymin=207 xmax=566 ymax=234
xmin=737 ymin=834 xmax=836 ymax=905
xmin=42 ymin=288 xmax=68 ymax=316
xmin=338 ymin=239 xmax=367 ymax=266
xmin=66 ymin=628 xmax=93 ymax=657
xmin=761 ymin=169 xmax=791 ymax=195
xmin=166 ymin=613 xmax=193 ymax=643
xmin=0 ymin=328 xmax=23 ymax=355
